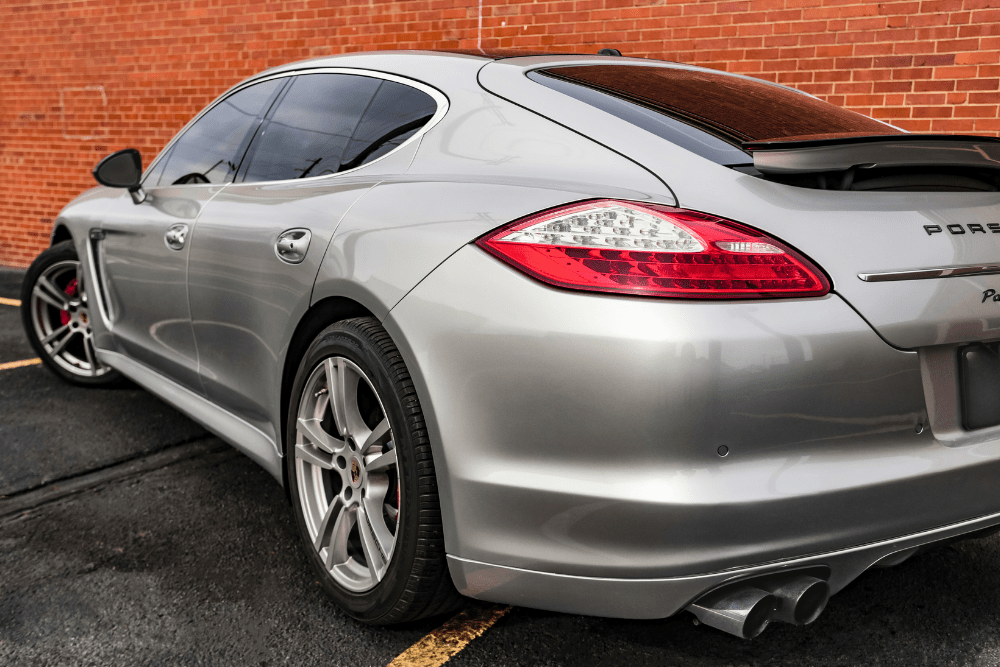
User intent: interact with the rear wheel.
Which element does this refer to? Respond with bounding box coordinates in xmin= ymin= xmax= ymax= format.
xmin=20 ymin=240 xmax=120 ymax=386
xmin=286 ymin=317 xmax=461 ymax=623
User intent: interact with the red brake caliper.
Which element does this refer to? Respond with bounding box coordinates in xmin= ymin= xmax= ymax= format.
xmin=59 ymin=278 xmax=78 ymax=326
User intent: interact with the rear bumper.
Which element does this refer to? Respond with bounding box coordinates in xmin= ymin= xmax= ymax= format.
xmin=447 ymin=510 xmax=1000 ymax=619
xmin=386 ymin=245 xmax=1000 ymax=611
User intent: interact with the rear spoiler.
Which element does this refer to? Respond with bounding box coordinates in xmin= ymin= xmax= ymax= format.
xmin=743 ymin=134 xmax=1000 ymax=175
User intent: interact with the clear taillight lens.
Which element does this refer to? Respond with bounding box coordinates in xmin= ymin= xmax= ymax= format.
xmin=476 ymin=200 xmax=830 ymax=299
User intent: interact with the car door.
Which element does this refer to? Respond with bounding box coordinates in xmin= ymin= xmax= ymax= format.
xmin=94 ymin=78 xmax=284 ymax=391
xmin=186 ymin=70 xmax=442 ymax=440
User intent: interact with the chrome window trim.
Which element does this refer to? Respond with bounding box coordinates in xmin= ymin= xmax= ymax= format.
xmin=141 ymin=67 xmax=449 ymax=188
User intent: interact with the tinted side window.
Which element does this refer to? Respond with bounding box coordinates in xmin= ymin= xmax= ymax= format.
xmin=339 ymin=81 xmax=437 ymax=172
xmin=242 ymin=74 xmax=438 ymax=182
xmin=243 ymin=74 xmax=381 ymax=182
xmin=156 ymin=79 xmax=282 ymax=186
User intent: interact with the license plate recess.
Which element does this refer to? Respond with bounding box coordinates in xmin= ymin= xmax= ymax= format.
xmin=960 ymin=343 xmax=1000 ymax=430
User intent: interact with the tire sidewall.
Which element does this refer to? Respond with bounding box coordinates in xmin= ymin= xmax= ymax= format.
xmin=285 ymin=319 xmax=421 ymax=622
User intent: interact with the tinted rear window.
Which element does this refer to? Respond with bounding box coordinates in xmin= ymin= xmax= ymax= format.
xmin=532 ymin=65 xmax=899 ymax=161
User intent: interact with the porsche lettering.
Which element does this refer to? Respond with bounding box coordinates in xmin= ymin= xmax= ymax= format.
xmin=924 ymin=223 xmax=1000 ymax=235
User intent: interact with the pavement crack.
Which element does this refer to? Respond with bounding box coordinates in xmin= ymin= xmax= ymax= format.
xmin=0 ymin=436 xmax=232 ymax=520
xmin=0 ymin=433 xmax=216 ymax=501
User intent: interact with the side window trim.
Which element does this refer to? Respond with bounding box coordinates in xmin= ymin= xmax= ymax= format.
xmin=235 ymin=77 xmax=299 ymax=183
xmin=232 ymin=78 xmax=291 ymax=183
xmin=234 ymin=68 xmax=448 ymax=185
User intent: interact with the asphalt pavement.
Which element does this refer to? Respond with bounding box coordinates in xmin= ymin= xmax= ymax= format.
xmin=0 ymin=269 xmax=207 ymax=496
xmin=4 ymin=265 xmax=1000 ymax=666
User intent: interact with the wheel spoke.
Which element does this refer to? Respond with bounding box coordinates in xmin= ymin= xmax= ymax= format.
xmin=366 ymin=447 xmax=396 ymax=473
xmin=34 ymin=276 xmax=70 ymax=310
xmin=296 ymin=417 xmax=342 ymax=454
xmin=49 ymin=328 xmax=77 ymax=356
xmin=360 ymin=418 xmax=391 ymax=456
xmin=357 ymin=503 xmax=388 ymax=582
xmin=295 ymin=443 xmax=334 ymax=469
xmin=83 ymin=336 xmax=98 ymax=373
xmin=41 ymin=323 xmax=71 ymax=346
xmin=313 ymin=495 xmax=345 ymax=552
xmin=363 ymin=493 xmax=395 ymax=559
xmin=385 ymin=504 xmax=399 ymax=522
xmin=325 ymin=358 xmax=352 ymax=437
xmin=325 ymin=504 xmax=354 ymax=570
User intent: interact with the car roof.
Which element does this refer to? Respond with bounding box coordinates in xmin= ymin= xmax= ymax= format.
xmin=245 ymin=49 xmax=805 ymax=100
xmin=246 ymin=49 xmax=678 ymax=80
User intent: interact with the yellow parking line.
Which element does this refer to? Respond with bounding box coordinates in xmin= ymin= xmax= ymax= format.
xmin=0 ymin=297 xmax=20 ymax=307
xmin=0 ymin=358 xmax=41 ymax=372
xmin=388 ymin=605 xmax=511 ymax=667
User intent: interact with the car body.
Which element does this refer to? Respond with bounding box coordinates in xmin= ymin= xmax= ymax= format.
xmin=25 ymin=49 xmax=1000 ymax=637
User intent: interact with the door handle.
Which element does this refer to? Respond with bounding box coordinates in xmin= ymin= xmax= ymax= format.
xmin=275 ymin=229 xmax=311 ymax=264
xmin=164 ymin=224 xmax=189 ymax=251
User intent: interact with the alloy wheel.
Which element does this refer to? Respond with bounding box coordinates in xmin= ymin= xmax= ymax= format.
xmin=28 ymin=259 xmax=111 ymax=379
xmin=294 ymin=355 xmax=400 ymax=592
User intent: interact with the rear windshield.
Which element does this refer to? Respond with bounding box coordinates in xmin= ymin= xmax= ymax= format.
xmin=530 ymin=65 xmax=900 ymax=164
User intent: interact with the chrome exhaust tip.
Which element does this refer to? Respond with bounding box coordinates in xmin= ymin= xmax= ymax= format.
xmin=687 ymin=585 xmax=777 ymax=639
xmin=760 ymin=575 xmax=830 ymax=626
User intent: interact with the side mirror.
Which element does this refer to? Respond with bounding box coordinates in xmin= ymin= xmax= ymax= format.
xmin=93 ymin=149 xmax=146 ymax=204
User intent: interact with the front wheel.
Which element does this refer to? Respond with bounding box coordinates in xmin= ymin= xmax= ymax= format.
xmin=286 ymin=317 xmax=461 ymax=624
xmin=20 ymin=240 xmax=120 ymax=386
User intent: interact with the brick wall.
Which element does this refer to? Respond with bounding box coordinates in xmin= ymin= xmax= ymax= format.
xmin=2 ymin=0 xmax=999 ymax=267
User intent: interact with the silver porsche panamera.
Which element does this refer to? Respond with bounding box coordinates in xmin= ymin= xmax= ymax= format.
xmin=20 ymin=49 xmax=1000 ymax=638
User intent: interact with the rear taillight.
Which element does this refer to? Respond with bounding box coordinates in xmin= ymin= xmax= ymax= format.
xmin=476 ymin=200 xmax=830 ymax=299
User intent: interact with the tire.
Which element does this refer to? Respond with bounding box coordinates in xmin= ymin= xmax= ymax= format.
xmin=285 ymin=317 xmax=462 ymax=624
xmin=20 ymin=240 xmax=122 ymax=386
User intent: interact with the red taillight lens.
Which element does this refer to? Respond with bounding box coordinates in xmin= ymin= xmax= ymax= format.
xmin=476 ymin=200 xmax=830 ymax=299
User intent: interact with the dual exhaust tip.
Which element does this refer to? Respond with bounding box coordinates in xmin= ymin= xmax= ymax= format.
xmin=687 ymin=575 xmax=830 ymax=639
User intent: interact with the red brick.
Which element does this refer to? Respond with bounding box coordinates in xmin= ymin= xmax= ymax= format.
xmin=957 ymin=78 xmax=1000 ymax=90
xmin=893 ymin=119 xmax=933 ymax=131
xmin=873 ymin=55 xmax=914 ymax=67
xmin=929 ymin=118 xmax=978 ymax=131
xmin=913 ymin=53 xmax=956 ymax=66
xmin=871 ymin=106 xmax=912 ymax=119
xmin=874 ymin=81 xmax=914 ymax=93
xmin=914 ymin=79 xmax=956 ymax=91
xmin=969 ymin=91 xmax=1000 ymax=103
xmin=912 ymin=105 xmax=954 ymax=117
xmin=957 ymin=51 xmax=1000 ymax=65
xmin=954 ymin=102 xmax=998 ymax=117
xmin=934 ymin=65 xmax=979 ymax=78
